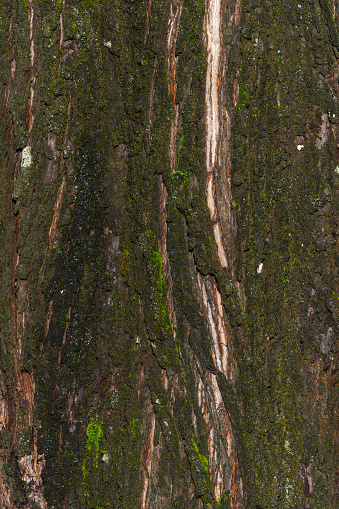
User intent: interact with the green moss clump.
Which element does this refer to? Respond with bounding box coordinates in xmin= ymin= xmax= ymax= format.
xmin=218 ymin=490 xmax=231 ymax=508
xmin=86 ymin=418 xmax=103 ymax=449
xmin=191 ymin=438 xmax=209 ymax=473
xmin=83 ymin=417 xmax=104 ymax=499
xmin=152 ymin=251 xmax=163 ymax=284
xmin=120 ymin=248 xmax=130 ymax=276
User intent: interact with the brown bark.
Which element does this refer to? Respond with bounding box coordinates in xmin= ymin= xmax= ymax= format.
xmin=0 ymin=0 xmax=338 ymax=508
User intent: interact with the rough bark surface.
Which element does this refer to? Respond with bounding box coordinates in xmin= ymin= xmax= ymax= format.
xmin=0 ymin=0 xmax=338 ymax=508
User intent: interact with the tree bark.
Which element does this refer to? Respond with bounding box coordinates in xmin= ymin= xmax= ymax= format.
xmin=0 ymin=0 xmax=338 ymax=508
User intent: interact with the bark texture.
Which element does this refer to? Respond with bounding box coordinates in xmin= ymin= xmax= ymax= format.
xmin=0 ymin=0 xmax=338 ymax=508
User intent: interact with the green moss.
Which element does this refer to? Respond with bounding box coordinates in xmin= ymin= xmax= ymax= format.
xmin=191 ymin=438 xmax=209 ymax=473
xmin=217 ymin=490 xmax=231 ymax=508
xmin=130 ymin=417 xmax=140 ymax=439
xmin=83 ymin=417 xmax=104 ymax=499
xmin=1 ymin=430 xmax=11 ymax=450
xmin=86 ymin=418 xmax=103 ymax=448
xmin=152 ymin=251 xmax=163 ymax=283
xmin=121 ymin=248 xmax=130 ymax=276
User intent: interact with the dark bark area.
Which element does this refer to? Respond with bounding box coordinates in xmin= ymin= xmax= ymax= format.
xmin=0 ymin=0 xmax=338 ymax=508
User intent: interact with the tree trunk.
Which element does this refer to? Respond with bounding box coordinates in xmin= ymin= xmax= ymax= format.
xmin=0 ymin=0 xmax=338 ymax=507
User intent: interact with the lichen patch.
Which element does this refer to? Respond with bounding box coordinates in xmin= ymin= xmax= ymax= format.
xmin=21 ymin=146 xmax=32 ymax=168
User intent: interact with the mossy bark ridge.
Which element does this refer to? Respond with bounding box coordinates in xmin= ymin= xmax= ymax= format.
xmin=0 ymin=0 xmax=338 ymax=508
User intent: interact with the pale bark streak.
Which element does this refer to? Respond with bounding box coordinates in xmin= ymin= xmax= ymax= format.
xmin=205 ymin=0 xmax=221 ymax=173
xmin=205 ymin=0 xmax=231 ymax=271
xmin=167 ymin=0 xmax=182 ymax=173
xmin=144 ymin=0 xmax=153 ymax=45
xmin=206 ymin=172 xmax=217 ymax=222
xmin=27 ymin=0 xmax=37 ymax=134
xmin=213 ymin=223 xmax=228 ymax=268
xmin=198 ymin=273 xmax=223 ymax=372
xmin=0 ymin=393 xmax=7 ymax=432
xmin=48 ymin=177 xmax=66 ymax=249
xmin=141 ymin=410 xmax=156 ymax=509
xmin=214 ymin=283 xmax=229 ymax=377
xmin=204 ymin=3 xmax=244 ymax=503
xmin=315 ymin=113 xmax=329 ymax=150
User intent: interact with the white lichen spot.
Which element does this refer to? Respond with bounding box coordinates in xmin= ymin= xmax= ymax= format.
xmin=104 ymin=41 xmax=112 ymax=49
xmin=257 ymin=263 xmax=263 ymax=274
xmin=335 ymin=166 xmax=339 ymax=175
xmin=102 ymin=453 xmax=110 ymax=464
xmin=21 ymin=146 xmax=32 ymax=167
xmin=285 ymin=439 xmax=292 ymax=453
xmin=297 ymin=144 xmax=304 ymax=151
xmin=320 ymin=327 xmax=334 ymax=355
xmin=110 ymin=388 xmax=118 ymax=408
